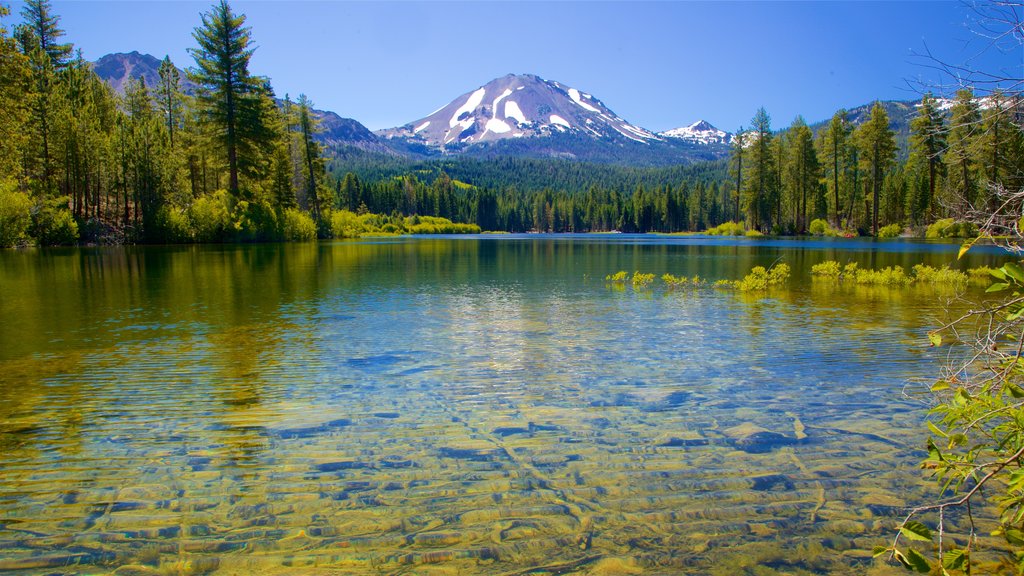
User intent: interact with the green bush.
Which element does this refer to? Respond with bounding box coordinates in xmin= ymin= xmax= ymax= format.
xmin=810 ymin=260 xmax=842 ymax=278
xmin=745 ymin=229 xmax=764 ymax=237
xmin=911 ymin=264 xmax=968 ymax=285
xmin=189 ymin=191 xmax=232 ymax=243
xmin=230 ymin=199 xmax=278 ymax=242
xmin=331 ymin=210 xmax=365 ymax=238
xmin=281 ymin=208 xmax=317 ymax=241
xmin=0 ymin=181 xmax=32 ymax=247
xmin=855 ymin=265 xmax=912 ymax=286
xmin=734 ymin=263 xmax=790 ymax=291
xmin=153 ymin=206 xmax=193 ymax=243
xmin=705 ymin=221 xmax=746 ymax=236
xmin=32 ymin=196 xmax=78 ymax=246
xmin=925 ymin=218 xmax=978 ymax=239
xmin=877 ymin=223 xmax=903 ymax=238
xmin=632 ymin=271 xmax=656 ymax=288
xmin=808 ymin=218 xmax=833 ymax=236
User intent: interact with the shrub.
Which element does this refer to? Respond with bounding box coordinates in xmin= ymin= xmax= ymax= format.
xmin=705 ymin=221 xmax=746 ymax=236
xmin=606 ymin=271 xmax=628 ymax=282
xmin=189 ymin=191 xmax=232 ymax=242
xmin=925 ymin=218 xmax=978 ymax=239
xmin=153 ymin=206 xmax=193 ymax=243
xmin=854 ymin=265 xmax=912 ymax=286
xmin=281 ymin=208 xmax=317 ymax=241
xmin=911 ymin=264 xmax=968 ymax=285
xmin=877 ymin=223 xmax=902 ymax=238
xmin=631 ymin=272 xmax=656 ymax=288
xmin=230 ymin=199 xmax=278 ymax=242
xmin=734 ymin=263 xmax=790 ymax=291
xmin=662 ymin=273 xmax=704 ymax=288
xmin=810 ymin=260 xmax=842 ymax=278
xmin=808 ymin=218 xmax=837 ymax=237
xmin=745 ymin=229 xmax=764 ymax=237
xmin=0 ymin=181 xmax=32 ymax=247
xmin=331 ymin=210 xmax=365 ymax=238
xmin=32 ymin=196 xmax=78 ymax=245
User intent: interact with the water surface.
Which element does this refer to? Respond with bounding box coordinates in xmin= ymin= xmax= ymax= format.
xmin=0 ymin=235 xmax=1008 ymax=574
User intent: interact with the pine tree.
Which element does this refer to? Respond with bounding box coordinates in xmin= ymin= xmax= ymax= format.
xmin=188 ymin=0 xmax=275 ymax=199
xmin=908 ymin=93 xmax=946 ymax=221
xmin=946 ymin=88 xmax=982 ymax=212
xmin=297 ymin=94 xmax=324 ymax=223
xmin=743 ymin=108 xmax=775 ymax=231
xmin=854 ymin=102 xmax=897 ymax=235
xmin=728 ymin=128 xmax=745 ymax=222
xmin=784 ymin=116 xmax=819 ymax=232
xmin=19 ymin=0 xmax=71 ymax=70
xmin=0 ymin=6 xmax=30 ymax=182
xmin=157 ymin=56 xmax=182 ymax=149
xmin=818 ymin=110 xmax=850 ymax=226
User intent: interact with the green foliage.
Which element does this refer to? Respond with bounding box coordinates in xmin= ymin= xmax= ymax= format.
xmin=926 ymin=218 xmax=979 ymax=239
xmin=0 ymin=180 xmax=32 ymax=247
xmin=808 ymin=218 xmax=839 ymax=237
xmin=405 ymin=215 xmax=481 ymax=234
xmin=705 ymin=220 xmax=746 ymax=236
xmin=152 ymin=206 xmax=192 ymax=243
xmin=330 ymin=209 xmax=364 ymax=239
xmin=854 ymin=265 xmax=912 ymax=286
xmin=732 ymin=263 xmax=790 ymax=291
xmin=662 ymin=273 xmax=704 ymax=288
xmin=631 ymin=272 xmax=656 ymax=288
xmin=31 ymin=195 xmax=77 ymax=245
xmin=877 ymin=223 xmax=903 ymax=238
xmin=810 ymin=260 xmax=842 ymax=278
xmin=605 ymin=271 xmax=628 ymax=283
xmin=745 ymin=229 xmax=764 ymax=237
xmin=189 ymin=190 xmax=232 ymax=242
xmin=911 ymin=264 xmax=968 ymax=285
xmin=281 ymin=207 xmax=316 ymax=241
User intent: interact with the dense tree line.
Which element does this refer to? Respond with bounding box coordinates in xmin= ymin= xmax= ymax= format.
xmin=731 ymin=93 xmax=1024 ymax=235
xmin=0 ymin=0 xmax=343 ymax=246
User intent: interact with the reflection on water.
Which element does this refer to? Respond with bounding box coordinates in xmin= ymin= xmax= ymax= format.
xmin=0 ymin=236 xmax=1010 ymax=574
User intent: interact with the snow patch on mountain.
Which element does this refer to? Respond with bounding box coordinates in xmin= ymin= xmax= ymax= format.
xmin=505 ymin=101 xmax=527 ymax=124
xmin=550 ymin=114 xmax=571 ymax=128
xmin=568 ymin=88 xmax=600 ymax=113
xmin=450 ymin=88 xmax=486 ymax=128
xmin=415 ymin=121 xmax=430 ymax=133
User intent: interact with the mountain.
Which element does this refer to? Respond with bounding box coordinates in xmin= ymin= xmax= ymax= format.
xmin=91 ymin=52 xmax=389 ymax=153
xmin=660 ymin=120 xmax=731 ymax=145
xmin=93 ymin=51 xmax=199 ymax=95
xmin=378 ymin=73 xmax=730 ymax=165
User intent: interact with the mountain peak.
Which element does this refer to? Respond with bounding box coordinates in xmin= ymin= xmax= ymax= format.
xmin=378 ymin=73 xmax=662 ymax=149
xmin=660 ymin=120 xmax=731 ymax=145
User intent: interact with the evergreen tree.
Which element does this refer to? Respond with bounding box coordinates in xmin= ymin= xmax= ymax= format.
xmin=728 ymin=128 xmax=745 ymax=222
xmin=297 ymin=94 xmax=325 ymax=222
xmin=188 ymin=0 xmax=275 ymax=198
xmin=18 ymin=0 xmax=70 ymax=69
xmin=946 ymin=88 xmax=982 ymax=212
xmin=783 ymin=116 xmax=819 ymax=232
xmin=907 ymin=93 xmax=946 ymax=221
xmin=854 ymin=102 xmax=897 ymax=235
xmin=742 ymin=108 xmax=775 ymax=231
xmin=157 ymin=56 xmax=182 ymax=149
xmin=0 ymin=6 xmax=30 ymax=182
xmin=818 ymin=110 xmax=850 ymax=226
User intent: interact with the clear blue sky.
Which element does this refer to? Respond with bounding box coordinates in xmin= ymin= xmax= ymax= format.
xmin=5 ymin=1 xmax=1020 ymax=132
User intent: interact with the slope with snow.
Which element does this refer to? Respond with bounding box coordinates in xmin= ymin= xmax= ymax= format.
xmin=660 ymin=120 xmax=732 ymax=145
xmin=378 ymin=73 xmax=663 ymax=150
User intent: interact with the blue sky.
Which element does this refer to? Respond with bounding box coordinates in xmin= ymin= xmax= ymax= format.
xmin=5 ymin=1 xmax=1020 ymax=132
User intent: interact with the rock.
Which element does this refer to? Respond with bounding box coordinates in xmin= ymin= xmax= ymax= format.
xmin=724 ymin=422 xmax=797 ymax=453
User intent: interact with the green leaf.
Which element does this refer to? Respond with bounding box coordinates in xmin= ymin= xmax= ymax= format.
xmin=1004 ymin=262 xmax=1024 ymax=283
xmin=873 ymin=545 xmax=891 ymax=558
xmin=927 ymin=420 xmax=947 ymax=437
xmin=1007 ymin=382 xmax=1024 ymax=399
xmin=958 ymin=238 xmax=975 ymax=260
xmin=987 ymin=282 xmax=1010 ymax=293
xmin=900 ymin=520 xmax=933 ymax=542
xmin=930 ymin=380 xmax=949 ymax=392
xmin=991 ymin=268 xmax=1007 ymax=281
xmin=905 ymin=547 xmax=931 ymax=573
xmin=929 ymin=332 xmax=942 ymax=347
xmin=1006 ymin=528 xmax=1024 ymax=546
xmin=942 ymin=548 xmax=967 ymax=570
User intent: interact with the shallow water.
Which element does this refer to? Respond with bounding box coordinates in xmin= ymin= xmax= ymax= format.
xmin=0 ymin=235 xmax=1010 ymax=574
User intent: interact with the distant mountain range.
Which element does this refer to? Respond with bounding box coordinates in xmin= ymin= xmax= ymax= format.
xmin=93 ymin=51 xmax=921 ymax=166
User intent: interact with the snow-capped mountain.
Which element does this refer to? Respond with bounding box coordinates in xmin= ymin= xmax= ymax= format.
xmin=660 ymin=120 xmax=731 ymax=145
xmin=378 ymin=73 xmax=663 ymax=150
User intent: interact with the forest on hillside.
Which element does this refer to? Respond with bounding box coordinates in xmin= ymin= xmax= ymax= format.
xmin=2 ymin=0 xmax=1023 ymax=245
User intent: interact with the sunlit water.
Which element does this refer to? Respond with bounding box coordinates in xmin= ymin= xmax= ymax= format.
xmin=0 ymin=236 xmax=1011 ymax=575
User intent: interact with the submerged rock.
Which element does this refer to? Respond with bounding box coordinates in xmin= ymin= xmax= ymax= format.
xmin=724 ymin=423 xmax=799 ymax=453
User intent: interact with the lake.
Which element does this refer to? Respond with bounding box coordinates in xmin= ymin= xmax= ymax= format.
xmin=0 ymin=235 xmax=1009 ymax=575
